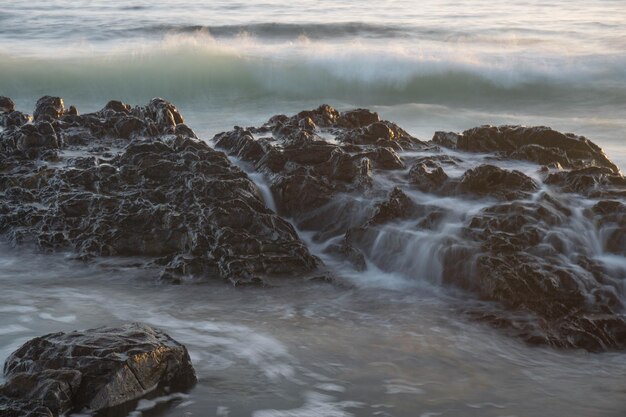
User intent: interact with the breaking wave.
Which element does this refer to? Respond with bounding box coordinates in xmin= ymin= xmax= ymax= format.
xmin=1 ymin=33 xmax=625 ymax=110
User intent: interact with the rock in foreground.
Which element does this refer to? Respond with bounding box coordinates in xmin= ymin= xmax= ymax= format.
xmin=0 ymin=323 xmax=196 ymax=416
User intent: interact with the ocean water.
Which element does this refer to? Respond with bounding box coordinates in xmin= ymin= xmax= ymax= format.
xmin=1 ymin=0 xmax=625 ymax=166
xmin=1 ymin=1 xmax=626 ymax=416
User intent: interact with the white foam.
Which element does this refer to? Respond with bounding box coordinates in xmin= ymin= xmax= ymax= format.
xmin=0 ymin=305 xmax=37 ymax=314
xmin=0 ymin=324 xmax=29 ymax=334
xmin=253 ymin=392 xmax=363 ymax=417
xmin=314 ymin=383 xmax=346 ymax=393
xmin=383 ymin=379 xmax=426 ymax=395
xmin=39 ymin=312 xmax=77 ymax=323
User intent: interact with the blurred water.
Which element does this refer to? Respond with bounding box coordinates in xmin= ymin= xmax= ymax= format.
xmin=1 ymin=245 xmax=625 ymax=417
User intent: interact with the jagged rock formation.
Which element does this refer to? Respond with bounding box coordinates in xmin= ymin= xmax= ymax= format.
xmin=432 ymin=124 xmax=620 ymax=172
xmin=0 ymin=96 xmax=321 ymax=285
xmin=2 ymin=97 xmax=625 ymax=351
xmin=216 ymin=107 xmax=626 ymax=351
xmin=214 ymin=105 xmax=429 ymax=239
xmin=0 ymin=323 xmax=196 ymax=417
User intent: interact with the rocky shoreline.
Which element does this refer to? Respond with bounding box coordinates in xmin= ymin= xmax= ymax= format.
xmin=214 ymin=104 xmax=626 ymax=351
xmin=1 ymin=95 xmax=625 ymax=362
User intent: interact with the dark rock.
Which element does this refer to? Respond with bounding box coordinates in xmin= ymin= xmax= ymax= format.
xmin=325 ymin=241 xmax=367 ymax=271
xmin=336 ymin=108 xmax=380 ymax=128
xmin=362 ymin=147 xmax=406 ymax=170
xmin=4 ymin=98 xmax=626 ymax=352
xmin=408 ymin=163 xmax=448 ymax=192
xmin=368 ymin=187 xmax=417 ymax=224
xmin=458 ymin=164 xmax=538 ymax=200
xmin=33 ymin=96 xmax=66 ymax=122
xmin=295 ymin=104 xmax=340 ymax=127
xmin=1 ymin=111 xmax=31 ymax=128
xmin=433 ymin=125 xmax=619 ymax=172
xmin=215 ymin=107 xmax=626 ymax=351
xmin=0 ymin=97 xmax=322 ymax=284
xmin=146 ymin=97 xmax=184 ymax=132
xmin=0 ymin=122 xmax=60 ymax=157
xmin=545 ymin=166 xmax=626 ymax=197
xmin=0 ymin=96 xmax=15 ymax=114
xmin=0 ymin=323 xmax=196 ymax=416
xmin=174 ymin=123 xmax=197 ymax=138
xmin=104 ymin=100 xmax=131 ymax=114
xmin=337 ymin=120 xmax=426 ymax=150
xmin=589 ymin=200 xmax=626 ymax=255
xmin=214 ymin=105 xmax=425 ymax=235
xmin=439 ymin=194 xmax=626 ymax=351
xmin=115 ymin=116 xmax=145 ymax=139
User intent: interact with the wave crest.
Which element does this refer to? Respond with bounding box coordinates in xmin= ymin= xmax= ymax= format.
xmin=1 ymin=33 xmax=625 ymax=109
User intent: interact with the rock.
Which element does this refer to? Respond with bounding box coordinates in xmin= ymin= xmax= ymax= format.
xmin=4 ymin=98 xmax=626 ymax=352
xmin=214 ymin=105 xmax=426 ymax=234
xmin=0 ymin=323 xmax=196 ymax=416
xmin=0 ymin=96 xmax=15 ymax=114
xmin=588 ymin=200 xmax=626 ymax=255
xmin=294 ymin=104 xmax=340 ymax=127
xmin=1 ymin=111 xmax=31 ymax=128
xmin=114 ymin=116 xmax=145 ymax=139
xmin=336 ymin=108 xmax=380 ymax=128
xmin=362 ymin=147 xmax=406 ymax=170
xmin=0 ymin=97 xmax=322 ymax=284
xmin=438 ymin=193 xmax=626 ymax=351
xmin=104 ymin=100 xmax=131 ymax=114
xmin=214 ymin=106 xmax=626 ymax=351
xmin=545 ymin=166 xmax=626 ymax=197
xmin=146 ymin=97 xmax=184 ymax=132
xmin=33 ymin=96 xmax=66 ymax=121
xmin=408 ymin=163 xmax=448 ymax=192
xmin=433 ymin=125 xmax=619 ymax=172
xmin=0 ymin=97 xmax=30 ymax=128
xmin=337 ymin=120 xmax=425 ymax=150
xmin=458 ymin=164 xmax=538 ymax=200
xmin=368 ymin=187 xmax=417 ymax=224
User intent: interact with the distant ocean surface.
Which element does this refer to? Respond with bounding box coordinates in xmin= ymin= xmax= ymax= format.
xmin=0 ymin=0 xmax=625 ymax=168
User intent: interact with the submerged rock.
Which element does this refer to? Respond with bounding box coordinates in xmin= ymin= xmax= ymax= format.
xmin=0 ymin=97 xmax=321 ymax=284
xmin=0 ymin=323 xmax=196 ymax=416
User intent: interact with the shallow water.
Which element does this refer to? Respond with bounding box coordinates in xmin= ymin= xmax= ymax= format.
xmin=1 ymin=245 xmax=626 ymax=417
xmin=1 ymin=1 xmax=626 ymax=416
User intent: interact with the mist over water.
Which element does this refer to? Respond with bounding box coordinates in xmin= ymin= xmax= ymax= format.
xmin=1 ymin=1 xmax=626 ymax=416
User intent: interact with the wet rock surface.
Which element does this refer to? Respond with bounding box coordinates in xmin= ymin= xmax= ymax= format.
xmin=2 ymin=98 xmax=626 ymax=351
xmin=457 ymin=164 xmax=538 ymax=200
xmin=0 ymin=323 xmax=196 ymax=417
xmin=433 ymin=125 xmax=620 ymax=172
xmin=214 ymin=104 xmax=429 ymax=237
xmin=0 ymin=97 xmax=321 ymax=285
xmin=216 ymin=106 xmax=626 ymax=351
